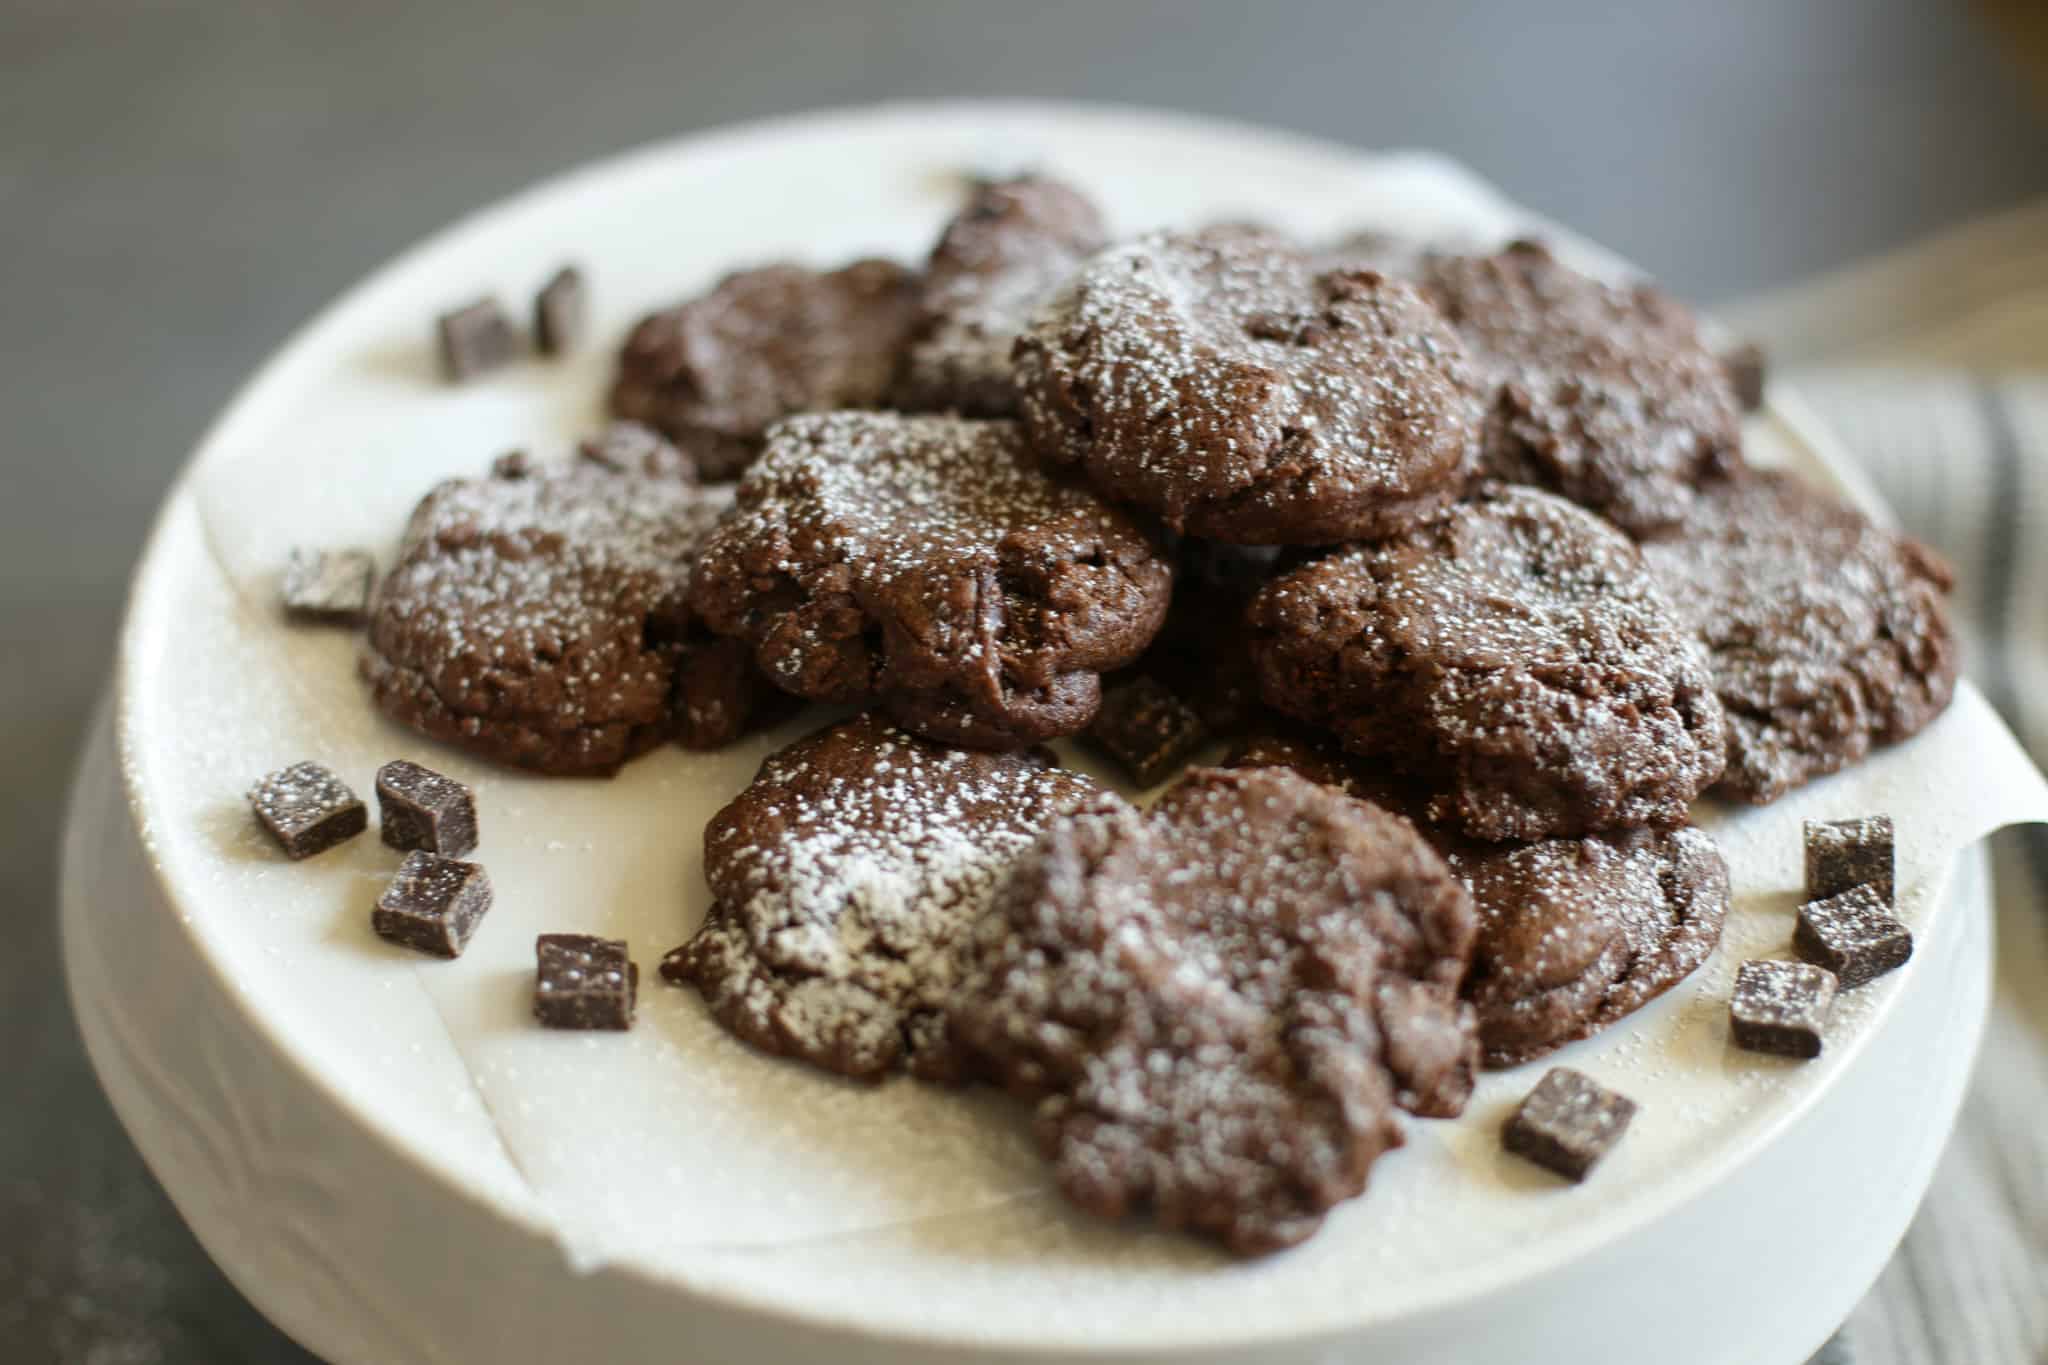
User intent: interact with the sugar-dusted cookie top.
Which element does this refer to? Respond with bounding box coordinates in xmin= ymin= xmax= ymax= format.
xmin=949 ymin=766 xmax=1478 ymax=1255
xmin=1419 ymin=239 xmax=1744 ymax=535
xmin=1249 ymin=484 xmax=1727 ymax=840
xmin=1014 ymin=226 xmax=1482 ymax=545
xmin=1638 ymin=470 xmax=1958 ymax=803
xmin=364 ymin=440 xmax=766 ymax=775
xmin=1228 ymin=731 xmax=1728 ymax=1068
xmin=688 ymin=412 xmax=1174 ymax=748
xmin=663 ymin=713 xmax=1115 ymax=1079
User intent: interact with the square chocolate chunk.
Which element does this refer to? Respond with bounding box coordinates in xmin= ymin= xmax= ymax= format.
xmin=1086 ymin=675 xmax=1209 ymax=787
xmin=375 ymin=759 xmax=479 ymax=857
xmin=533 ymin=265 xmax=587 ymax=355
xmin=1805 ymin=815 xmax=1893 ymax=905
xmin=281 ymin=548 xmax=375 ymax=624
xmin=1795 ymin=884 xmax=1912 ymax=989
xmin=249 ymin=762 xmax=366 ymax=859
xmin=1731 ymin=959 xmax=1837 ymax=1059
xmin=436 ymin=297 xmax=519 ymax=382
xmin=1721 ymin=341 xmax=1767 ymax=413
xmin=1502 ymin=1067 xmax=1637 ymax=1182
xmin=373 ymin=851 xmax=492 ymax=959
xmin=534 ymin=934 xmax=638 ymax=1030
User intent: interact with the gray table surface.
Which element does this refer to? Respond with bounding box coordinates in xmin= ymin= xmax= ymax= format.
xmin=5 ymin=2 xmax=2044 ymax=1360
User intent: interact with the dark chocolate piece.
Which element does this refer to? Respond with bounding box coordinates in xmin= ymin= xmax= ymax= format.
xmin=1805 ymin=815 xmax=1894 ymax=904
xmin=490 ymin=450 xmax=534 ymax=479
xmin=1722 ymin=342 xmax=1767 ymax=412
xmin=1501 ymin=1066 xmax=1637 ymax=1182
xmin=1730 ymin=959 xmax=1836 ymax=1058
xmin=1795 ymin=884 xmax=1912 ymax=989
xmin=248 ymin=761 xmax=367 ymax=860
xmin=534 ymin=266 xmax=587 ymax=355
xmin=436 ymin=298 xmax=519 ymax=382
xmin=534 ymin=934 xmax=638 ymax=1030
xmin=372 ymin=851 xmax=492 ymax=958
xmin=1085 ymin=675 xmax=1209 ymax=787
xmin=281 ymin=548 xmax=375 ymax=624
xmin=375 ymin=759 xmax=479 ymax=857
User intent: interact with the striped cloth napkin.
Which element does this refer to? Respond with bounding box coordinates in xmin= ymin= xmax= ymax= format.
xmin=1724 ymin=199 xmax=2048 ymax=1365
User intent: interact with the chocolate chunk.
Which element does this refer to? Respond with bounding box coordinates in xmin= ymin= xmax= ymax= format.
xmin=372 ymin=851 xmax=492 ymax=958
xmin=1795 ymin=884 xmax=1913 ymax=989
xmin=1730 ymin=959 xmax=1836 ymax=1058
xmin=248 ymin=761 xmax=367 ymax=860
xmin=534 ymin=266 xmax=587 ymax=355
xmin=1502 ymin=1067 xmax=1637 ymax=1181
xmin=1085 ymin=675 xmax=1209 ymax=786
xmin=534 ymin=934 xmax=638 ymax=1030
xmin=490 ymin=450 xmax=534 ymax=479
xmin=1805 ymin=815 xmax=1894 ymax=904
xmin=436 ymin=298 xmax=519 ymax=382
xmin=374 ymin=759 xmax=479 ymax=857
xmin=1722 ymin=342 xmax=1767 ymax=412
xmin=281 ymin=548 xmax=375 ymax=624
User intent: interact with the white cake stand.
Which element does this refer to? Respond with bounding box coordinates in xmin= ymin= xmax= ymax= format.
xmin=61 ymin=102 xmax=2032 ymax=1365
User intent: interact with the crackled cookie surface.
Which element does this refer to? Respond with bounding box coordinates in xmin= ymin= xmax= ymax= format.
xmin=1228 ymin=732 xmax=1728 ymax=1067
xmin=688 ymin=412 xmax=1173 ymax=748
xmin=609 ymin=258 xmax=922 ymax=479
xmin=1419 ymin=240 xmax=1743 ymax=535
xmin=662 ymin=713 xmax=1113 ymax=1079
xmin=1014 ymin=226 xmax=1482 ymax=545
xmin=949 ymin=766 xmax=1479 ymax=1255
xmin=364 ymin=443 xmax=768 ymax=775
xmin=1249 ymin=484 xmax=1727 ymax=840
xmin=1639 ymin=470 xmax=1958 ymax=803
xmin=896 ymin=176 xmax=1109 ymax=417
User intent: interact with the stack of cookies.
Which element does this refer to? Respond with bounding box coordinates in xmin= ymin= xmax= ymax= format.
xmin=356 ymin=176 xmax=1960 ymax=1254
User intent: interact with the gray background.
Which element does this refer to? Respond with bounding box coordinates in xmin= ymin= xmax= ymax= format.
xmin=4 ymin=2 xmax=2044 ymax=1360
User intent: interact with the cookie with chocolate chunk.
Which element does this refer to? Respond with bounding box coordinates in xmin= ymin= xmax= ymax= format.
xmin=1227 ymin=732 xmax=1728 ymax=1068
xmin=1249 ymin=484 xmax=1727 ymax=840
xmin=662 ymin=713 xmax=1114 ymax=1080
xmin=949 ymin=766 xmax=1479 ymax=1255
xmin=1014 ymin=226 xmax=1482 ymax=545
xmin=896 ymin=176 xmax=1108 ymax=416
xmin=1638 ymin=471 xmax=1958 ymax=804
xmin=609 ymin=258 xmax=921 ymax=479
xmin=688 ymin=412 xmax=1174 ymax=748
xmin=1419 ymin=240 xmax=1744 ymax=535
xmin=363 ymin=449 xmax=775 ymax=776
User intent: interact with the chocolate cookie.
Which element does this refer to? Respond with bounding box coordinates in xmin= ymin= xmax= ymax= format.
xmin=662 ymin=713 xmax=1113 ymax=1080
xmin=1638 ymin=470 xmax=1958 ymax=803
xmin=608 ymin=258 xmax=921 ymax=479
xmin=1229 ymin=732 xmax=1728 ymax=1067
xmin=688 ymin=412 xmax=1174 ymax=748
xmin=363 ymin=448 xmax=777 ymax=775
xmin=1120 ymin=538 xmax=1288 ymax=735
xmin=949 ymin=766 xmax=1479 ymax=1255
xmin=895 ymin=176 xmax=1108 ymax=417
xmin=1418 ymin=240 xmax=1744 ymax=535
xmin=1014 ymin=226 xmax=1482 ymax=545
xmin=1249 ymin=484 xmax=1727 ymax=840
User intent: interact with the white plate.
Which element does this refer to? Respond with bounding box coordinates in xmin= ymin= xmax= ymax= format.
xmin=67 ymin=101 xmax=2048 ymax=1364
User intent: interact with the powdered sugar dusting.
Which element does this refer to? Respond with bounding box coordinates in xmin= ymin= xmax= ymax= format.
xmin=671 ymin=712 xmax=1111 ymax=1078
xmin=1251 ymin=484 xmax=1726 ymax=839
xmin=949 ymin=767 xmax=1478 ymax=1253
xmin=363 ymin=458 xmax=734 ymax=772
xmin=1013 ymin=226 xmax=1480 ymax=542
